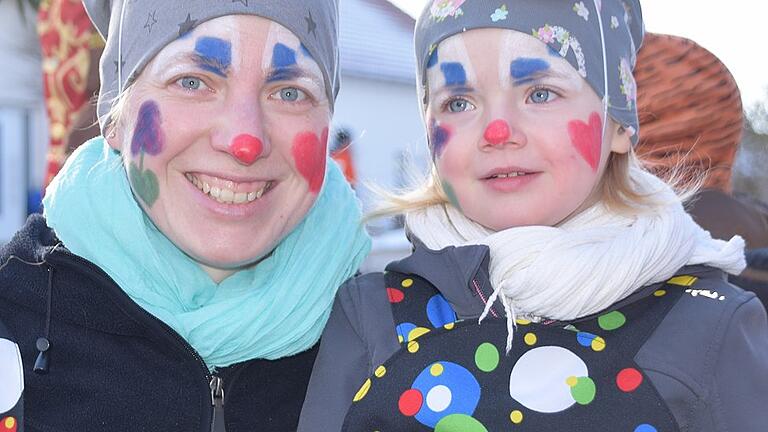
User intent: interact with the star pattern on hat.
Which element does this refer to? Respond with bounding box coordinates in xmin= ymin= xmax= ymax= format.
xmin=305 ymin=10 xmax=317 ymax=38
xmin=232 ymin=0 xmax=249 ymax=5
xmin=178 ymin=13 xmax=198 ymax=38
xmin=144 ymin=10 xmax=158 ymax=34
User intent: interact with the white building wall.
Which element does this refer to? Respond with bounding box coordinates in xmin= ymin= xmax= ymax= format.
xmin=333 ymin=75 xmax=428 ymax=216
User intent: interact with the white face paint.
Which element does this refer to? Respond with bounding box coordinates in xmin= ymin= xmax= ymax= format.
xmin=108 ymin=15 xmax=331 ymax=283
xmin=424 ymin=29 xmax=626 ymax=230
xmin=0 ymin=338 xmax=23 ymax=413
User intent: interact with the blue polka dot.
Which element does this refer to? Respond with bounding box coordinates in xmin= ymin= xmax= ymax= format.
xmin=576 ymin=332 xmax=598 ymax=347
xmin=396 ymin=323 xmax=417 ymax=342
xmin=411 ymin=361 xmax=481 ymax=428
xmin=634 ymin=425 xmax=657 ymax=432
xmin=427 ymin=294 xmax=457 ymax=328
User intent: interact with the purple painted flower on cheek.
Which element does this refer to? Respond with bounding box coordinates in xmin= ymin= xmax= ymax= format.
xmin=429 ymin=119 xmax=451 ymax=158
xmin=130 ymin=100 xmax=164 ymax=156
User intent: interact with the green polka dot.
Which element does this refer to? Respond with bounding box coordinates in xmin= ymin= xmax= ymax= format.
xmin=570 ymin=376 xmax=596 ymax=405
xmin=598 ymin=311 xmax=626 ymax=331
xmin=435 ymin=414 xmax=488 ymax=432
xmin=475 ymin=342 xmax=500 ymax=372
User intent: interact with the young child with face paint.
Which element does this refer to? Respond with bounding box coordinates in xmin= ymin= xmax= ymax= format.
xmin=299 ymin=1 xmax=768 ymax=431
xmin=0 ymin=1 xmax=370 ymax=431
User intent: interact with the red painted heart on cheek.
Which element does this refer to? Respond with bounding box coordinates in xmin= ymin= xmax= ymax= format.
xmin=567 ymin=112 xmax=603 ymax=172
xmin=291 ymin=128 xmax=328 ymax=193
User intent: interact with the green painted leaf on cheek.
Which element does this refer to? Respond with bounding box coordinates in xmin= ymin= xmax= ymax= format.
xmin=129 ymin=162 xmax=159 ymax=208
xmin=441 ymin=180 xmax=461 ymax=211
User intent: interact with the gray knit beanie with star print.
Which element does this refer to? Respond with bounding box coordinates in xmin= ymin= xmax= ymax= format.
xmin=83 ymin=0 xmax=339 ymax=133
xmin=415 ymin=0 xmax=644 ymax=144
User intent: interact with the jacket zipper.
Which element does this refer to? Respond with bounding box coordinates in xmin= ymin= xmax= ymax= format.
xmin=46 ymin=249 xmax=220 ymax=431
xmin=210 ymin=375 xmax=227 ymax=432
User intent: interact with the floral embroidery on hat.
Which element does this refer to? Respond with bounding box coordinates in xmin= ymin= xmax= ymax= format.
xmin=532 ymin=25 xmax=587 ymax=78
xmin=618 ymin=57 xmax=636 ymax=109
xmin=491 ymin=4 xmax=509 ymax=22
xmin=611 ymin=16 xmax=619 ymax=29
xmin=573 ymin=2 xmax=589 ymax=21
xmin=430 ymin=0 xmax=466 ymax=22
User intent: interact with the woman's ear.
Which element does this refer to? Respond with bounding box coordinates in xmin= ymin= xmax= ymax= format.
xmin=609 ymin=123 xmax=631 ymax=155
xmin=105 ymin=125 xmax=122 ymax=151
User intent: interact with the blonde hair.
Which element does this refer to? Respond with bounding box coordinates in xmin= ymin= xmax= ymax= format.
xmin=367 ymin=147 xmax=702 ymax=223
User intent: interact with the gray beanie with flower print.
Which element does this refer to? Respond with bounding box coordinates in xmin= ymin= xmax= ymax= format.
xmin=415 ymin=0 xmax=644 ymax=143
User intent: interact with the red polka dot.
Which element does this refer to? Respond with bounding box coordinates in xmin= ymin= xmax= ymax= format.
xmin=398 ymin=388 xmax=423 ymax=417
xmin=617 ymin=368 xmax=643 ymax=392
xmin=387 ymin=288 xmax=405 ymax=303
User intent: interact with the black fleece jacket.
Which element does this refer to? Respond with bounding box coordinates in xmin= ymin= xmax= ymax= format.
xmin=0 ymin=215 xmax=317 ymax=432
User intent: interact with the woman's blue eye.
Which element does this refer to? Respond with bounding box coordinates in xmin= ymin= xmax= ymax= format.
xmin=279 ymin=87 xmax=304 ymax=102
xmin=529 ymin=89 xmax=555 ymax=103
xmin=180 ymin=77 xmax=202 ymax=90
xmin=448 ymin=98 xmax=474 ymax=112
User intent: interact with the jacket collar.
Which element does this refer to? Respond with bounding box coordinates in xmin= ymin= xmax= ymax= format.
xmin=384 ymin=236 xmax=726 ymax=323
xmin=385 ymin=238 xmax=504 ymax=319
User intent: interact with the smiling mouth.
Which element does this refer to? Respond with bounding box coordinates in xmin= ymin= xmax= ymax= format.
xmin=486 ymin=171 xmax=532 ymax=179
xmin=185 ymin=173 xmax=274 ymax=204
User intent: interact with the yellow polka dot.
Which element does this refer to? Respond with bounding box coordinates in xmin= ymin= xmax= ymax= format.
xmin=654 ymin=289 xmax=667 ymax=297
xmin=524 ymin=333 xmax=537 ymax=346
xmin=398 ymin=335 xmax=404 ymax=343
xmin=374 ymin=366 xmax=386 ymax=378
xmin=353 ymin=379 xmax=371 ymax=402
xmin=515 ymin=318 xmax=531 ymax=325
xmin=591 ymin=336 xmax=606 ymax=352
xmin=401 ymin=278 xmax=414 ymax=288
xmin=408 ymin=327 xmax=431 ymax=341
xmin=407 ymin=340 xmax=420 ymax=353
xmin=566 ymin=376 xmax=578 ymax=387
xmin=430 ymin=363 xmax=444 ymax=376
xmin=4 ymin=417 xmax=16 ymax=428
xmin=510 ymin=410 xmax=524 ymax=424
xmin=667 ymin=275 xmax=698 ymax=286
xmin=444 ymin=322 xmax=455 ymax=330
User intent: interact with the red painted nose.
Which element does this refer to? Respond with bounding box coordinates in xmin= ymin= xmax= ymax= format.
xmin=484 ymin=119 xmax=511 ymax=145
xmin=230 ymin=134 xmax=263 ymax=164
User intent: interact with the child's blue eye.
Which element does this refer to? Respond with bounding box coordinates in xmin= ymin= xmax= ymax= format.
xmin=529 ymin=89 xmax=556 ymax=103
xmin=447 ymin=98 xmax=475 ymax=112
xmin=179 ymin=77 xmax=202 ymax=90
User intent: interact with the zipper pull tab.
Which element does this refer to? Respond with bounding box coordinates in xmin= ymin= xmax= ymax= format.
xmin=210 ymin=376 xmax=227 ymax=432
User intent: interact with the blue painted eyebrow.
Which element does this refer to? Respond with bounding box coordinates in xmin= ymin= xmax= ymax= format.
xmin=440 ymin=62 xmax=467 ymax=86
xmin=266 ymin=67 xmax=303 ymax=83
xmin=426 ymin=48 xmax=439 ymax=69
xmin=272 ymin=43 xmax=297 ymax=68
xmin=194 ymin=37 xmax=231 ymax=77
xmin=266 ymin=43 xmax=301 ymax=83
xmin=511 ymin=58 xmax=550 ymax=79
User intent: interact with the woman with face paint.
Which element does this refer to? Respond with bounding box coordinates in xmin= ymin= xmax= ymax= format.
xmin=0 ymin=1 xmax=370 ymax=431
xmin=299 ymin=1 xmax=768 ymax=431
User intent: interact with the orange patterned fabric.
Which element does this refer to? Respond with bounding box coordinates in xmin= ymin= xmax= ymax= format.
xmin=635 ymin=33 xmax=743 ymax=193
xmin=38 ymin=0 xmax=104 ymax=187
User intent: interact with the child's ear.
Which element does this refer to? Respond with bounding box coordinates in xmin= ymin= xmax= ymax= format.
xmin=609 ymin=123 xmax=631 ymax=155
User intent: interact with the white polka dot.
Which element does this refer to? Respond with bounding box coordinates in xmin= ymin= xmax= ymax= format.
xmin=426 ymin=385 xmax=452 ymax=412
xmin=0 ymin=338 xmax=24 ymax=412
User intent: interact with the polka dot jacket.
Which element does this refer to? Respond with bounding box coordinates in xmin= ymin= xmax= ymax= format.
xmin=298 ymin=241 xmax=768 ymax=431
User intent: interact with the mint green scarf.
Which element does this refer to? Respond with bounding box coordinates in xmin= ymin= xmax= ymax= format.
xmin=43 ymin=138 xmax=370 ymax=369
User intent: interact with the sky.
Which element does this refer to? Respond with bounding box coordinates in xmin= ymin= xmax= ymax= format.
xmin=388 ymin=0 xmax=768 ymax=107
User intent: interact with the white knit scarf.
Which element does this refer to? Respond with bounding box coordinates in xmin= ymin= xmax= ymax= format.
xmin=406 ymin=168 xmax=746 ymax=350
